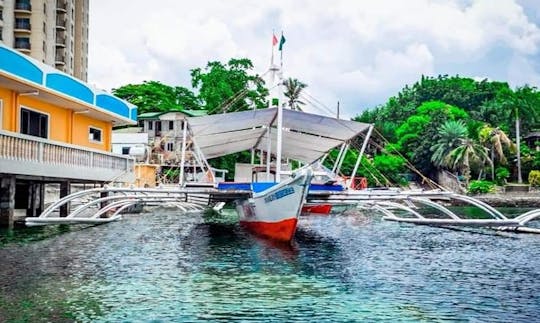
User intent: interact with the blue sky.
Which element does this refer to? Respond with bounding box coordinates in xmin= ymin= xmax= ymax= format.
xmin=89 ymin=0 xmax=540 ymax=118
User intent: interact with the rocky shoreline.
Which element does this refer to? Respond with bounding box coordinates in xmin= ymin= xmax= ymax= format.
xmin=468 ymin=193 xmax=540 ymax=208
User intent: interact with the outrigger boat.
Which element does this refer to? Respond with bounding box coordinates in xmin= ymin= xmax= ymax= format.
xmin=184 ymin=106 xmax=372 ymax=241
xmin=236 ymin=167 xmax=313 ymax=241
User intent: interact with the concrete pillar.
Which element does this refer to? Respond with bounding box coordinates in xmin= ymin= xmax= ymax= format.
xmin=38 ymin=183 xmax=45 ymax=216
xmin=0 ymin=175 xmax=16 ymax=228
xmin=100 ymin=188 xmax=109 ymax=218
xmin=26 ymin=182 xmax=37 ymax=217
xmin=26 ymin=183 xmax=45 ymax=217
xmin=60 ymin=181 xmax=71 ymax=217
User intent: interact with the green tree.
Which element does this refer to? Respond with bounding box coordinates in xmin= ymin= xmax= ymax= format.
xmin=113 ymin=81 xmax=199 ymax=114
xmin=508 ymin=86 xmax=540 ymax=183
xmin=393 ymin=101 xmax=469 ymax=175
xmin=190 ymin=58 xmax=268 ymax=114
xmin=431 ymin=120 xmax=468 ymax=168
xmin=283 ymin=78 xmax=307 ymax=111
xmin=444 ymin=138 xmax=491 ymax=185
xmin=478 ymin=125 xmax=515 ymax=180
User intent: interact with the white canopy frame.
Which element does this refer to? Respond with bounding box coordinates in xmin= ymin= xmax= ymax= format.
xmin=186 ymin=107 xmax=372 ymax=182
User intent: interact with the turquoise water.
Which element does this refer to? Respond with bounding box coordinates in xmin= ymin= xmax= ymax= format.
xmin=1 ymin=208 xmax=539 ymax=322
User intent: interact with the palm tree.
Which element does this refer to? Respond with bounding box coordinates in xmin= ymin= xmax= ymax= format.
xmin=431 ymin=120 xmax=468 ymax=167
xmin=500 ymin=86 xmax=540 ymax=183
xmin=443 ymin=138 xmax=492 ymax=185
xmin=283 ymin=78 xmax=307 ymax=111
xmin=479 ymin=125 xmax=515 ymax=180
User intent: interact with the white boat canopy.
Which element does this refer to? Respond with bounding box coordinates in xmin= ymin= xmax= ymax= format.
xmin=187 ymin=108 xmax=371 ymax=163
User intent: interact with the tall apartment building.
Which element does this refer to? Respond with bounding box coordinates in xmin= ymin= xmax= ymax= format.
xmin=0 ymin=0 xmax=89 ymax=81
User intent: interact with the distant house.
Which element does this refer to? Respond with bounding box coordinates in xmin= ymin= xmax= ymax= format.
xmin=137 ymin=110 xmax=207 ymax=164
xmin=524 ymin=131 xmax=540 ymax=151
xmin=111 ymin=131 xmax=148 ymax=156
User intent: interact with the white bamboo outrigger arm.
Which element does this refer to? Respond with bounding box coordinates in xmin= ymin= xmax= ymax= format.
xmin=349 ymin=124 xmax=374 ymax=188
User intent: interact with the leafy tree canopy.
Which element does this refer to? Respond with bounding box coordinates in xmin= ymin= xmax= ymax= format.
xmin=113 ymin=81 xmax=199 ymax=114
xmin=190 ymin=58 xmax=268 ymax=114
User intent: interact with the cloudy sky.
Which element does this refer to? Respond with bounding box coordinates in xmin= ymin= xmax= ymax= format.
xmin=88 ymin=0 xmax=540 ymax=118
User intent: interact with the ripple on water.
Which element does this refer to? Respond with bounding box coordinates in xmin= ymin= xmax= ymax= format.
xmin=0 ymin=209 xmax=539 ymax=322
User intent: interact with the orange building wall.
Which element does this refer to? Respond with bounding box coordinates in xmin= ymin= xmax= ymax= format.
xmin=19 ymin=95 xmax=70 ymax=143
xmin=0 ymin=87 xmax=113 ymax=152
xmin=72 ymin=114 xmax=112 ymax=151
xmin=0 ymin=88 xmax=14 ymax=131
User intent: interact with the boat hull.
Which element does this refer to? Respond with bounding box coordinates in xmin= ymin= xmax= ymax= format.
xmin=237 ymin=168 xmax=313 ymax=242
xmin=301 ymin=203 xmax=332 ymax=215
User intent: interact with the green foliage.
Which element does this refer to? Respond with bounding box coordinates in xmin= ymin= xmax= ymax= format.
xmin=372 ymin=154 xmax=408 ymax=185
xmin=283 ymin=78 xmax=307 ymax=110
xmin=191 ymin=58 xmax=268 ymax=114
xmin=416 ymin=100 xmax=469 ymax=119
xmin=395 ymin=115 xmax=431 ymax=141
xmin=468 ymin=180 xmax=495 ymax=194
xmin=208 ymin=151 xmax=252 ymax=180
xmin=322 ymin=148 xmax=360 ymax=176
xmin=495 ymin=167 xmax=510 ymax=185
xmin=354 ymin=75 xmax=540 ymax=181
xmin=431 ymin=120 xmax=468 ymax=167
xmin=529 ymin=170 xmax=540 ymax=187
xmin=444 ymin=138 xmax=491 ymax=183
xmin=113 ymin=81 xmax=199 ymax=114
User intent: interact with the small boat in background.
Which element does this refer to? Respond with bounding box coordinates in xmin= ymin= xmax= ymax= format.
xmin=301 ymin=203 xmax=332 ymax=215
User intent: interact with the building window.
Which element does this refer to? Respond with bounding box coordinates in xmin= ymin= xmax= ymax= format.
xmin=122 ymin=147 xmax=130 ymax=155
xmin=88 ymin=127 xmax=102 ymax=143
xmin=166 ymin=142 xmax=174 ymax=151
xmin=0 ymin=27 xmax=3 ymax=41
xmin=0 ymin=9 xmax=3 ymax=21
xmin=15 ymin=18 xmax=31 ymax=30
xmin=20 ymin=107 xmax=48 ymax=139
xmin=148 ymin=121 xmax=153 ymax=130
xmin=15 ymin=37 xmax=30 ymax=50
xmin=15 ymin=0 xmax=31 ymax=11
xmin=168 ymin=121 xmax=174 ymax=130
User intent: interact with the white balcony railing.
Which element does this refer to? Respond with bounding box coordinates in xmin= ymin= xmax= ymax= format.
xmin=0 ymin=130 xmax=135 ymax=182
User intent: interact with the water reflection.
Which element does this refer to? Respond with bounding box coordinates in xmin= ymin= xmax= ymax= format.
xmin=0 ymin=208 xmax=539 ymax=322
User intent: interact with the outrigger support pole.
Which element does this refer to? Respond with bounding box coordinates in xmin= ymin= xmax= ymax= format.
xmin=335 ymin=143 xmax=350 ymax=176
xmin=332 ymin=143 xmax=347 ymax=174
xmin=266 ymin=126 xmax=271 ymax=181
xmin=179 ymin=119 xmax=188 ymax=186
xmin=349 ymin=125 xmax=374 ymax=189
xmin=275 ymin=78 xmax=284 ymax=183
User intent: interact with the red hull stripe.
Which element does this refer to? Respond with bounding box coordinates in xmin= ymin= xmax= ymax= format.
xmin=240 ymin=218 xmax=298 ymax=242
xmin=301 ymin=204 xmax=332 ymax=214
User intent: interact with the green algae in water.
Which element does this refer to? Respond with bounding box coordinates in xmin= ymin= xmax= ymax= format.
xmin=0 ymin=279 xmax=108 ymax=322
xmin=203 ymin=206 xmax=238 ymax=225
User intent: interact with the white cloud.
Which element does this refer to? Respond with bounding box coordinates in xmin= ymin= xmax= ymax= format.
xmin=88 ymin=0 xmax=540 ymax=117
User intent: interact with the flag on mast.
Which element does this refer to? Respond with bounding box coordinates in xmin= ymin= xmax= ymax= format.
xmin=272 ymin=33 xmax=278 ymax=46
xmin=278 ymin=33 xmax=286 ymax=51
